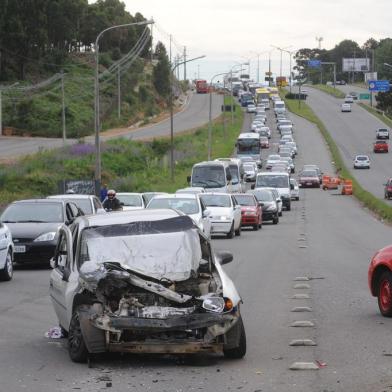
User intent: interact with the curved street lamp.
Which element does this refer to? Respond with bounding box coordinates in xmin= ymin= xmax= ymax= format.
xmin=94 ymin=19 xmax=154 ymax=193
xmin=208 ymin=72 xmax=229 ymax=160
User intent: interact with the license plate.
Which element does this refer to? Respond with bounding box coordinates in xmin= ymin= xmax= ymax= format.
xmin=14 ymin=245 xmax=26 ymax=253
xmin=306 ymin=182 xmax=312 ymax=186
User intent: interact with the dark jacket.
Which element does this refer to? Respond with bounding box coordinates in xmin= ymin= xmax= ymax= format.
xmin=103 ymin=197 xmax=122 ymax=211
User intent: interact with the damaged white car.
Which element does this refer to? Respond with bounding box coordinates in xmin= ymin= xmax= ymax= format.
xmin=49 ymin=209 xmax=246 ymax=362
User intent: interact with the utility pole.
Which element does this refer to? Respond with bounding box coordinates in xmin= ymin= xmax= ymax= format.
xmin=197 ymin=64 xmax=200 ymax=79
xmin=61 ymin=71 xmax=66 ymax=145
xmin=268 ymin=54 xmax=272 ymax=87
xmin=150 ymin=19 xmax=153 ymax=63
xmin=117 ymin=66 xmax=121 ymax=119
xmin=0 ymin=90 xmax=2 ymax=137
xmin=183 ymin=46 xmax=187 ymax=81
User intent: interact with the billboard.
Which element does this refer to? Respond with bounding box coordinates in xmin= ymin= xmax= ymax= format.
xmin=365 ymin=72 xmax=377 ymax=82
xmin=342 ymin=58 xmax=369 ymax=72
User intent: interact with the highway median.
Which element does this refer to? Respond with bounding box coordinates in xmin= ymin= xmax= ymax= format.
xmin=281 ymin=92 xmax=392 ymax=223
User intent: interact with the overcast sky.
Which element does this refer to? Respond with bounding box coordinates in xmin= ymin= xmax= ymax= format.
xmin=121 ymin=0 xmax=390 ymax=81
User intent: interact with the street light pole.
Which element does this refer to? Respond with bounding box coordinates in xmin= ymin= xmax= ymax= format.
xmin=230 ymin=63 xmax=248 ymax=124
xmin=271 ymin=45 xmax=292 ymax=84
xmin=94 ymin=19 xmax=154 ymax=194
xmin=208 ymin=72 xmax=228 ymax=160
xmin=282 ymin=49 xmax=296 ymax=93
xmin=169 ymin=55 xmax=206 ymax=181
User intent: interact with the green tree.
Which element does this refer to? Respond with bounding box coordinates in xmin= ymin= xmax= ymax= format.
xmin=376 ymin=91 xmax=392 ymax=114
xmin=153 ymin=42 xmax=170 ymax=98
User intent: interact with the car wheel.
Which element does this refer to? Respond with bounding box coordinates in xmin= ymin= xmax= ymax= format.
xmin=253 ymin=224 xmax=259 ymax=231
xmin=227 ymin=223 xmax=234 ymax=239
xmin=0 ymin=250 xmax=13 ymax=281
xmin=296 ymin=197 xmax=300 ymax=201
xmin=286 ymin=202 xmax=291 ymax=211
xmin=235 ymin=225 xmax=241 ymax=236
xmin=272 ymin=214 xmax=279 ymax=225
xmin=278 ymin=210 xmax=282 ymax=217
xmin=68 ymin=308 xmax=88 ymax=363
xmin=223 ymin=315 xmax=246 ymax=359
xmin=378 ymin=271 xmax=392 ymax=317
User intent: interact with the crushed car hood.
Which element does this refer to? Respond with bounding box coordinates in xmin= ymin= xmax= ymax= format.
xmin=83 ymin=224 xmax=202 ymax=282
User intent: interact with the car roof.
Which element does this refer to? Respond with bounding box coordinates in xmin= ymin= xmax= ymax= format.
xmin=117 ymin=192 xmax=143 ymax=196
xmin=201 ymin=192 xmax=231 ymax=196
xmin=150 ymin=193 xmax=197 ymax=200
xmin=77 ymin=209 xmax=181 ymax=228
xmin=257 ymin=171 xmax=288 ymax=176
xmin=48 ymin=194 xmax=94 ymax=200
xmin=11 ymin=198 xmax=67 ymax=205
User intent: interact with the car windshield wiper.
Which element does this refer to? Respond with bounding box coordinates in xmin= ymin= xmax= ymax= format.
xmin=1 ymin=220 xmax=16 ymax=223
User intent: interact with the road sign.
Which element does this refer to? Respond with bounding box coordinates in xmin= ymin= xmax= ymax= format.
xmin=359 ymin=93 xmax=370 ymax=100
xmin=308 ymin=60 xmax=321 ymax=68
xmin=368 ymin=80 xmax=390 ymax=92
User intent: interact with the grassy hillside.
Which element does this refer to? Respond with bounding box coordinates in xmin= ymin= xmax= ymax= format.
xmin=2 ymin=54 xmax=165 ymax=138
xmin=0 ymin=97 xmax=242 ymax=208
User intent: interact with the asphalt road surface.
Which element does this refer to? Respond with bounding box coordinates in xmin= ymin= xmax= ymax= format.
xmin=303 ymin=86 xmax=392 ymax=203
xmin=0 ymin=106 xmax=391 ymax=392
xmin=0 ymin=92 xmax=223 ymax=160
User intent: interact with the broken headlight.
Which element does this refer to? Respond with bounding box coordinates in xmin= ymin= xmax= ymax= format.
xmin=202 ymin=297 xmax=225 ymax=313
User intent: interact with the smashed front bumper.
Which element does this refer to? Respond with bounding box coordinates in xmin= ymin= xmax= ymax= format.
xmin=78 ymin=306 xmax=237 ymax=354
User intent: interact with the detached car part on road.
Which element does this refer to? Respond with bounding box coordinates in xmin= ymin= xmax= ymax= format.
xmin=49 ymin=210 xmax=246 ymax=362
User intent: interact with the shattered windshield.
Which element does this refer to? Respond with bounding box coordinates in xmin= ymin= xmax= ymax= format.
xmin=78 ymin=217 xmax=202 ymax=281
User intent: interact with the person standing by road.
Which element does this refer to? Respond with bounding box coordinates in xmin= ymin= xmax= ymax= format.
xmin=100 ymin=183 xmax=108 ymax=202
xmin=102 ymin=189 xmax=122 ymax=211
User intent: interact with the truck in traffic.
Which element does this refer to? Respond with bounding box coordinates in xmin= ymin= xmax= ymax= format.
xmin=276 ymin=76 xmax=288 ymax=87
xmin=235 ymin=133 xmax=262 ymax=168
xmin=195 ymin=80 xmax=208 ymax=93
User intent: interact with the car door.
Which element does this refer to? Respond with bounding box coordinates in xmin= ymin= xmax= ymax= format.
xmin=231 ymin=196 xmax=242 ymax=229
xmin=199 ymin=198 xmax=211 ymax=238
xmin=49 ymin=225 xmax=76 ymax=331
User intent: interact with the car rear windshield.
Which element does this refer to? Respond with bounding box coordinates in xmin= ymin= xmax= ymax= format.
xmin=256 ymin=174 xmax=289 ymax=188
xmin=200 ymin=194 xmax=231 ymax=208
xmin=147 ymin=198 xmax=199 ymax=215
xmin=1 ymin=203 xmax=64 ymax=223
xmin=117 ymin=194 xmax=143 ymax=207
xmin=249 ymin=190 xmax=273 ymax=202
xmin=356 ymin=156 xmax=368 ymax=161
xmin=233 ymin=195 xmax=256 ymax=206
xmin=301 ymin=170 xmax=318 ymax=177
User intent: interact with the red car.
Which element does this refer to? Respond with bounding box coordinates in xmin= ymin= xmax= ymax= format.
xmin=233 ymin=194 xmax=262 ymax=231
xmin=369 ymin=245 xmax=392 ymax=316
xmin=373 ymin=140 xmax=389 ymax=153
xmin=298 ymin=169 xmax=320 ymax=188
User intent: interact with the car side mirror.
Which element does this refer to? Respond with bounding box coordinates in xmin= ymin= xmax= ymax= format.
xmin=226 ymin=173 xmax=232 ymax=181
xmin=216 ymin=250 xmax=233 ymax=265
xmin=290 ymin=184 xmax=294 ymax=190
xmin=259 ymin=202 xmax=264 ymax=207
xmin=187 ymin=176 xmax=191 ymax=183
xmin=202 ymin=210 xmax=211 ymax=218
xmin=50 ymin=257 xmax=57 ymax=269
xmin=251 ymin=184 xmax=255 ymax=190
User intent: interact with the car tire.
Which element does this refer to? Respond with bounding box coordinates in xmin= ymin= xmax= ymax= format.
xmin=296 ymin=197 xmax=300 ymax=201
xmin=223 ymin=315 xmax=246 ymax=359
xmin=68 ymin=308 xmax=88 ymax=363
xmin=235 ymin=225 xmax=241 ymax=236
xmin=286 ymin=202 xmax=291 ymax=211
xmin=0 ymin=250 xmax=13 ymax=281
xmin=253 ymin=223 xmax=259 ymax=231
xmin=378 ymin=271 xmax=392 ymax=317
xmin=278 ymin=210 xmax=282 ymax=217
xmin=272 ymin=214 xmax=279 ymax=225
xmin=227 ymin=223 xmax=235 ymax=239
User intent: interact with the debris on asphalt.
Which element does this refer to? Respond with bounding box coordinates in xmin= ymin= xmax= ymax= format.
xmin=316 ymin=360 xmax=327 ymax=368
xmin=44 ymin=326 xmax=63 ymax=339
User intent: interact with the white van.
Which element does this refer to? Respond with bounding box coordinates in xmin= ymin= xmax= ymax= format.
xmin=274 ymin=100 xmax=286 ymax=115
xmin=188 ymin=161 xmax=234 ymax=193
xmin=254 ymin=171 xmax=292 ymax=210
xmin=215 ymin=158 xmax=245 ymax=193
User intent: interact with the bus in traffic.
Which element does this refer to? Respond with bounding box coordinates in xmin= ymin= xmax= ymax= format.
xmin=235 ymin=133 xmax=262 ymax=168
